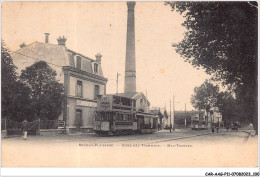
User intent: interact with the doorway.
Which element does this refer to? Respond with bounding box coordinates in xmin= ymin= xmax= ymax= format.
xmin=75 ymin=109 xmax=82 ymax=132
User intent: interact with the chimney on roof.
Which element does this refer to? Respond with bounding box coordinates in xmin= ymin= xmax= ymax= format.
xmin=44 ymin=33 xmax=50 ymax=43
xmin=57 ymin=36 xmax=67 ymax=46
xmin=95 ymin=53 xmax=102 ymax=63
xmin=20 ymin=42 xmax=26 ymax=48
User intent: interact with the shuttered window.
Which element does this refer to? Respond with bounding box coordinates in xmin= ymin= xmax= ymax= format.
xmin=76 ymin=56 xmax=81 ymax=70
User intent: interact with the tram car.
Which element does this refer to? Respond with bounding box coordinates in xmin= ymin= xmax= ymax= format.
xmin=93 ymin=94 xmax=157 ymax=135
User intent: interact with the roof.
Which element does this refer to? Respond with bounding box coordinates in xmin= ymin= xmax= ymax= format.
xmin=104 ymin=94 xmax=135 ymax=100
xmin=150 ymin=110 xmax=160 ymax=115
xmin=117 ymin=92 xmax=139 ymax=99
xmin=66 ymin=49 xmax=95 ymax=62
xmin=117 ymin=92 xmax=150 ymax=105
xmin=11 ymin=41 xmax=105 ymax=79
xmin=12 ymin=41 xmax=96 ymax=62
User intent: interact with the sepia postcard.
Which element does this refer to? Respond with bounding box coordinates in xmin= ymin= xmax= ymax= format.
xmin=1 ymin=1 xmax=258 ymax=171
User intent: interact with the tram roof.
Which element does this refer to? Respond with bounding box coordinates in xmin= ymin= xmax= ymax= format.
xmin=116 ymin=92 xmax=150 ymax=105
xmin=101 ymin=94 xmax=135 ymax=100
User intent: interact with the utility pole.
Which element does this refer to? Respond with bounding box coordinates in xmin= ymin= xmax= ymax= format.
xmin=116 ymin=72 xmax=120 ymax=95
xmin=170 ymin=99 xmax=172 ymax=133
xmin=173 ymin=95 xmax=175 ymax=130
xmin=185 ymin=103 xmax=187 ymax=127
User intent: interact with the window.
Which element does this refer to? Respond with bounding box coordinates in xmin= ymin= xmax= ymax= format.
xmin=76 ymin=56 xmax=82 ymax=70
xmin=94 ymin=85 xmax=100 ymax=100
xmin=94 ymin=63 xmax=98 ymax=74
xmin=140 ymin=99 xmax=143 ymax=105
xmin=76 ymin=81 xmax=83 ymax=97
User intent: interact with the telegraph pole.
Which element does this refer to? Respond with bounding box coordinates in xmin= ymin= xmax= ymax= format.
xmin=116 ymin=72 xmax=120 ymax=94
xmin=173 ymin=95 xmax=175 ymax=130
xmin=185 ymin=103 xmax=187 ymax=127
xmin=170 ymin=99 xmax=172 ymax=133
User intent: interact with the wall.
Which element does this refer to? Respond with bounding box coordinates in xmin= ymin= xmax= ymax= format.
xmin=69 ymin=76 xmax=105 ymax=99
xmin=11 ymin=42 xmax=69 ymax=83
xmin=80 ymin=106 xmax=95 ymax=129
xmin=136 ymin=96 xmax=149 ymax=113
xmin=67 ymin=99 xmax=76 ymax=128
xmin=67 ymin=98 xmax=96 ymax=130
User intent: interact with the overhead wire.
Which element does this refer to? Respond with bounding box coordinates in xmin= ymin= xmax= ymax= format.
xmin=12 ymin=51 xmax=63 ymax=68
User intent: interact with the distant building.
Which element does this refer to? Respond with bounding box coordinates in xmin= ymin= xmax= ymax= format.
xmin=153 ymin=108 xmax=169 ymax=129
xmin=11 ymin=33 xmax=108 ymax=133
xmin=150 ymin=109 xmax=163 ymax=129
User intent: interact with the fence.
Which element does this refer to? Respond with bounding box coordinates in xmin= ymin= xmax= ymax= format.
xmin=2 ymin=119 xmax=65 ymax=136
xmin=40 ymin=120 xmax=65 ymax=130
xmin=2 ymin=119 xmax=23 ymax=135
xmin=40 ymin=120 xmax=59 ymax=129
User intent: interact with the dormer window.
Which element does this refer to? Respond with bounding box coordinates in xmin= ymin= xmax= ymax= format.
xmin=94 ymin=63 xmax=98 ymax=74
xmin=76 ymin=56 xmax=82 ymax=70
xmin=76 ymin=80 xmax=83 ymax=97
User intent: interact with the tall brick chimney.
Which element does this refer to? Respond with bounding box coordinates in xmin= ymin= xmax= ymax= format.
xmin=124 ymin=1 xmax=136 ymax=93
xmin=44 ymin=33 xmax=50 ymax=43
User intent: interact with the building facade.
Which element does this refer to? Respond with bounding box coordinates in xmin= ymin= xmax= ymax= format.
xmin=11 ymin=34 xmax=107 ymax=133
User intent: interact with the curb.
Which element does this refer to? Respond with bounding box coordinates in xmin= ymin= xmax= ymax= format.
xmin=147 ymin=132 xmax=213 ymax=144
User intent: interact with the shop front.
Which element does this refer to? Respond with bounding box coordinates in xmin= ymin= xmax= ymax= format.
xmin=66 ymin=98 xmax=98 ymax=133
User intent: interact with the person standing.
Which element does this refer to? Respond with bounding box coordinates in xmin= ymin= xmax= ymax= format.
xmin=170 ymin=124 xmax=172 ymax=133
xmin=22 ymin=119 xmax=28 ymax=140
xmin=226 ymin=124 xmax=229 ymax=132
xmin=158 ymin=123 xmax=160 ymax=131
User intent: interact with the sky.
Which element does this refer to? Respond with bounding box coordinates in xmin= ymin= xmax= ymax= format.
xmin=2 ymin=1 xmax=211 ymax=111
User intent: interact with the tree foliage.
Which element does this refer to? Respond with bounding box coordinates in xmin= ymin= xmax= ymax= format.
xmin=216 ymin=91 xmax=237 ymax=126
xmin=191 ymin=80 xmax=219 ymax=116
xmin=20 ymin=61 xmax=63 ymax=120
xmin=158 ymin=109 xmax=164 ymax=119
xmin=166 ymin=1 xmax=258 ymax=132
xmin=1 ymin=41 xmax=32 ymax=122
xmin=164 ymin=110 xmax=168 ymax=119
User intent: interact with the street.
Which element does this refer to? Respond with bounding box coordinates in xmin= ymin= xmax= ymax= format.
xmin=2 ymin=128 xmax=258 ymax=167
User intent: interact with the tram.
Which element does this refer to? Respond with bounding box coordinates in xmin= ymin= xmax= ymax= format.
xmin=93 ymin=94 xmax=157 ymax=135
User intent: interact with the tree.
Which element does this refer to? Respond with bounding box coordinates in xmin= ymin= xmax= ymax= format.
xmin=216 ymin=91 xmax=237 ymax=127
xmin=1 ymin=41 xmax=32 ymax=122
xmin=2 ymin=40 xmax=17 ymax=119
xmin=164 ymin=110 xmax=168 ymax=119
xmin=166 ymin=2 xmax=258 ymax=133
xmin=190 ymin=80 xmax=219 ymax=121
xmin=158 ymin=109 xmax=164 ymax=127
xmin=20 ymin=61 xmax=63 ymax=120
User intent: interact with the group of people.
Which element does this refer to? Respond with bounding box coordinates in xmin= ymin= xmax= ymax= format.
xmin=211 ymin=125 xmax=220 ymax=133
xmin=211 ymin=123 xmax=239 ymax=133
xmin=226 ymin=123 xmax=238 ymax=132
